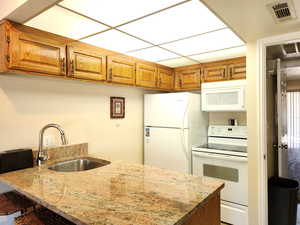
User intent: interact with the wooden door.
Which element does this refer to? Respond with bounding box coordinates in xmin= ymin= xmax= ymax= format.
xmin=228 ymin=62 xmax=246 ymax=80
xmin=8 ymin=28 xmax=66 ymax=76
xmin=177 ymin=69 xmax=201 ymax=89
xmin=158 ymin=68 xmax=174 ymax=90
xmin=136 ymin=63 xmax=157 ymax=88
xmin=67 ymin=45 xmax=106 ymax=81
xmin=202 ymin=65 xmax=227 ymax=82
xmin=107 ymin=56 xmax=135 ymax=85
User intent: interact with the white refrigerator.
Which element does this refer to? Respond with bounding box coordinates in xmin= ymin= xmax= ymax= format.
xmin=144 ymin=92 xmax=208 ymax=174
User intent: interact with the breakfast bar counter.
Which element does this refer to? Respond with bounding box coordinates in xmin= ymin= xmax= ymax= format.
xmin=0 ymin=147 xmax=224 ymax=225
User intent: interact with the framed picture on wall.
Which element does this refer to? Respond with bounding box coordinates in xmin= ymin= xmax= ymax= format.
xmin=110 ymin=97 xmax=125 ymax=119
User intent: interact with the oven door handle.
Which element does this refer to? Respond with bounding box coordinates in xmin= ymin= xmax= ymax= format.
xmin=192 ymin=151 xmax=248 ymax=162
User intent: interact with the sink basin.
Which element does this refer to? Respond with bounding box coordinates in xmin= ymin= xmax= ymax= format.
xmin=48 ymin=157 xmax=110 ymax=172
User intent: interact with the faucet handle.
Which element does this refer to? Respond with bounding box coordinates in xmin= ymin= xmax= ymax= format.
xmin=37 ymin=154 xmax=48 ymax=166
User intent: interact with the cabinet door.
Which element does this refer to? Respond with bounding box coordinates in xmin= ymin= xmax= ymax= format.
xmin=158 ymin=68 xmax=174 ymax=90
xmin=67 ymin=45 xmax=106 ymax=81
xmin=228 ymin=62 xmax=246 ymax=80
xmin=107 ymin=56 xmax=135 ymax=85
xmin=136 ymin=63 xmax=157 ymax=88
xmin=202 ymin=65 xmax=227 ymax=82
xmin=8 ymin=28 xmax=66 ymax=76
xmin=178 ymin=69 xmax=201 ymax=89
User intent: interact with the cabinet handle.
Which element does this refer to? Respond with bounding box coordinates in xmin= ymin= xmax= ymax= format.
xmin=61 ymin=58 xmax=65 ymax=73
xmin=70 ymin=60 xmax=75 ymax=76
xmin=230 ymin=67 xmax=233 ymax=79
xmin=222 ymin=70 xmax=226 ymax=78
xmin=179 ymin=79 xmax=182 ymax=88
xmin=156 ymin=78 xmax=158 ymax=87
xmin=5 ymin=33 xmax=10 ymax=44
xmin=159 ymin=77 xmax=162 ymax=87
xmin=201 ymin=69 xmax=205 ymax=82
xmin=109 ymin=68 xmax=112 ymax=81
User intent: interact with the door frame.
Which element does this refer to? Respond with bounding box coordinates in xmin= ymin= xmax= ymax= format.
xmin=257 ymin=30 xmax=300 ymax=225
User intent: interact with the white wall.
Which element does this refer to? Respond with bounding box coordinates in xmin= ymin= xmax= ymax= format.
xmin=246 ymin=41 xmax=260 ymax=225
xmin=209 ymin=112 xmax=247 ymax=126
xmin=0 ymin=74 xmax=145 ymax=164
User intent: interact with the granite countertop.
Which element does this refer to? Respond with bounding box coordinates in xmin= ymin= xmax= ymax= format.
xmin=0 ymin=144 xmax=224 ymax=225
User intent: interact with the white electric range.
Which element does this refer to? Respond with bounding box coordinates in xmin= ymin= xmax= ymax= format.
xmin=192 ymin=125 xmax=248 ymax=225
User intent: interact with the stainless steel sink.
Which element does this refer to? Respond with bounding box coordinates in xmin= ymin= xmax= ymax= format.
xmin=48 ymin=157 xmax=110 ymax=172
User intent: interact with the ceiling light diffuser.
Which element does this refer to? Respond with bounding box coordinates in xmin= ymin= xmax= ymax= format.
xmin=119 ymin=0 xmax=226 ymax=44
xmin=127 ymin=47 xmax=180 ymax=62
xmin=190 ymin=46 xmax=247 ymax=62
xmin=25 ymin=5 xmax=108 ymax=39
xmin=82 ymin=30 xmax=151 ymax=53
xmin=59 ymin=0 xmax=185 ymax=26
xmin=157 ymin=57 xmax=198 ymax=67
xmin=161 ymin=28 xmax=245 ymax=56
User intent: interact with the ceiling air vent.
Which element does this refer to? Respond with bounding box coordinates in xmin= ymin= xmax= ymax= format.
xmin=267 ymin=0 xmax=297 ymax=23
xmin=280 ymin=42 xmax=300 ymax=58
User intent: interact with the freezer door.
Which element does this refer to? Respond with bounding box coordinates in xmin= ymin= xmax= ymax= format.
xmin=144 ymin=127 xmax=189 ymax=174
xmin=144 ymin=93 xmax=189 ymax=128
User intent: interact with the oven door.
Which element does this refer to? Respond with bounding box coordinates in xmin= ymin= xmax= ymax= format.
xmin=192 ymin=151 xmax=248 ymax=206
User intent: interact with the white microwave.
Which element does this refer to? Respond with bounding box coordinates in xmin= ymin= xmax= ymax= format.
xmin=201 ymin=80 xmax=246 ymax=112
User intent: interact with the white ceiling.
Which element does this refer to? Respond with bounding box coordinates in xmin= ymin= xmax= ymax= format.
xmin=0 ymin=0 xmax=27 ymax=20
xmin=201 ymin=0 xmax=300 ymax=42
xmin=26 ymin=5 xmax=109 ymax=40
xmin=23 ymin=0 xmax=246 ymax=67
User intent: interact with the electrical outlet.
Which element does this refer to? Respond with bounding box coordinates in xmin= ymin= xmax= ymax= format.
xmin=44 ymin=135 xmax=54 ymax=147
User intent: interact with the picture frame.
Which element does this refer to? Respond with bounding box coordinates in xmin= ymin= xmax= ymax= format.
xmin=110 ymin=97 xmax=125 ymax=119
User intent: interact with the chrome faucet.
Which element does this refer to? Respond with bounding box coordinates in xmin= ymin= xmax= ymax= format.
xmin=37 ymin=124 xmax=68 ymax=166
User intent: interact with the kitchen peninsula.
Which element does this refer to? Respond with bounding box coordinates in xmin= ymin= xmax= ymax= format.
xmin=0 ymin=145 xmax=224 ymax=225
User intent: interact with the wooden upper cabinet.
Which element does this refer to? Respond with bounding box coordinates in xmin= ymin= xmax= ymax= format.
xmin=202 ymin=65 xmax=227 ymax=82
xmin=136 ymin=63 xmax=157 ymax=88
xmin=177 ymin=68 xmax=201 ymax=89
xmin=107 ymin=56 xmax=136 ymax=85
xmin=157 ymin=68 xmax=174 ymax=90
xmin=7 ymin=27 xmax=66 ymax=76
xmin=67 ymin=44 xmax=106 ymax=81
xmin=228 ymin=62 xmax=246 ymax=80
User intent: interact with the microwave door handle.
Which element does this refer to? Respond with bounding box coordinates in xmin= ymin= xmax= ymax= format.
xmin=192 ymin=151 xmax=248 ymax=162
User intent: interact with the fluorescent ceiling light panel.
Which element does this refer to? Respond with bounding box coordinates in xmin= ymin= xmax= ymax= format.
xmin=119 ymin=0 xmax=226 ymax=44
xmin=190 ymin=46 xmax=247 ymax=62
xmin=157 ymin=57 xmax=197 ymax=68
xmin=82 ymin=30 xmax=151 ymax=53
xmin=25 ymin=6 xmax=108 ymax=39
xmin=127 ymin=47 xmax=179 ymax=62
xmin=161 ymin=28 xmax=244 ymax=56
xmin=59 ymin=0 xmax=184 ymax=26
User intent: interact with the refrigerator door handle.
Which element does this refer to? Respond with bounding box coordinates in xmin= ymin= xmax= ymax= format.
xmin=180 ymin=98 xmax=190 ymax=161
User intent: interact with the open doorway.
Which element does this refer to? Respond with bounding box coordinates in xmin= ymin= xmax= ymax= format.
xmin=266 ymin=43 xmax=300 ymax=224
xmin=287 ymin=91 xmax=300 ymax=197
